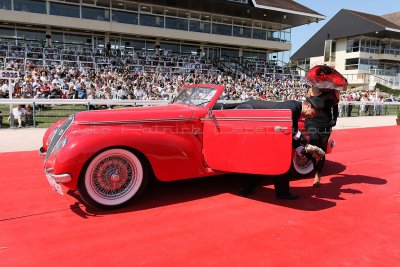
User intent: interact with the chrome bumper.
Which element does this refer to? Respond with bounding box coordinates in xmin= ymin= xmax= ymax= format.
xmin=39 ymin=147 xmax=46 ymax=158
xmin=45 ymin=168 xmax=72 ymax=183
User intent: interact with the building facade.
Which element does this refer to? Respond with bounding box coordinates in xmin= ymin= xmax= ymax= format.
xmin=0 ymin=0 xmax=323 ymax=72
xmin=291 ymin=9 xmax=400 ymax=89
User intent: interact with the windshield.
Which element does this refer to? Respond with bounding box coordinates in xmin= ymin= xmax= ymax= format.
xmin=172 ymin=86 xmax=217 ymax=107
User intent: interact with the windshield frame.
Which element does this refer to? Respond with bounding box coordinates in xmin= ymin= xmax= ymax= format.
xmin=171 ymin=84 xmax=223 ymax=108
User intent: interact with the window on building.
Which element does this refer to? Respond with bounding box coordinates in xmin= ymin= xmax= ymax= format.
xmin=130 ymin=40 xmax=145 ymax=51
xmin=50 ymin=2 xmax=80 ymax=18
xmin=390 ymin=41 xmax=400 ymax=55
xmin=14 ymin=0 xmax=46 ymax=14
xmin=189 ymin=21 xmax=211 ymax=33
xmin=51 ymin=32 xmax=64 ymax=44
xmin=140 ymin=4 xmax=151 ymax=13
xmin=226 ymin=0 xmax=248 ymax=3
xmin=17 ymin=28 xmax=45 ymax=40
xmin=268 ymin=30 xmax=281 ymax=42
xmin=145 ymin=40 xmax=156 ymax=50
xmin=0 ymin=26 xmax=15 ymax=37
xmin=221 ymin=48 xmax=239 ymax=57
xmin=125 ymin=2 xmax=138 ymax=11
xmin=233 ymin=26 xmax=251 ymax=38
xmin=345 ymin=58 xmax=359 ymax=70
xmin=200 ymin=14 xmax=211 ymax=22
xmin=212 ymin=15 xmax=223 ymax=24
xmin=112 ymin=1 xmax=124 ymax=9
xmin=359 ymin=58 xmax=379 ymax=73
xmin=181 ymin=44 xmax=198 ymax=55
xmin=347 ymin=38 xmax=359 ymax=52
xmin=95 ymin=0 xmax=110 ymax=8
xmin=82 ymin=0 xmax=95 ymax=5
xmin=159 ymin=42 xmax=180 ymax=54
xmin=212 ymin=23 xmax=232 ymax=36
xmin=243 ymin=50 xmax=267 ymax=60
xmin=324 ymin=40 xmax=333 ymax=62
xmin=82 ymin=6 xmax=109 ymax=21
xmin=281 ymin=29 xmax=291 ymax=43
xmin=140 ymin=14 xmax=164 ymax=28
xmin=112 ymin=10 xmax=138 ymax=24
xmin=165 ymin=17 xmax=188 ymax=31
xmin=151 ymin=6 xmax=164 ymax=15
xmin=252 ymin=28 xmax=266 ymax=40
xmin=64 ymin=33 xmax=89 ymax=44
xmin=0 ymin=0 xmax=11 ymax=10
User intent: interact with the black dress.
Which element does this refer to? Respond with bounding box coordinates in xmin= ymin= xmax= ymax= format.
xmin=305 ymin=91 xmax=339 ymax=172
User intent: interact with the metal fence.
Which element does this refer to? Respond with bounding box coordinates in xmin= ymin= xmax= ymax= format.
xmin=0 ymin=99 xmax=399 ymax=128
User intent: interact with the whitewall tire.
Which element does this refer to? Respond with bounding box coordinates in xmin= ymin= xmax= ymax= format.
xmin=79 ymin=148 xmax=148 ymax=209
xmin=291 ymin=153 xmax=315 ymax=176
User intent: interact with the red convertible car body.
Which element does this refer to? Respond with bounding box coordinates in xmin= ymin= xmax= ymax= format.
xmin=40 ymin=84 xmax=327 ymax=209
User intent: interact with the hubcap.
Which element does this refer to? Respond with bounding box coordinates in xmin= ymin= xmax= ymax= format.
xmin=92 ymin=155 xmax=136 ymax=199
xmin=296 ymin=155 xmax=312 ymax=169
xmin=110 ymin=173 xmax=120 ymax=182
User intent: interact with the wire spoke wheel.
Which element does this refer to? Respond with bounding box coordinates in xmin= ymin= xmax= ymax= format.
xmin=79 ymin=149 xmax=148 ymax=209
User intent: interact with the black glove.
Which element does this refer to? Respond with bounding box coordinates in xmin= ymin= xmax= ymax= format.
xmin=329 ymin=119 xmax=336 ymax=127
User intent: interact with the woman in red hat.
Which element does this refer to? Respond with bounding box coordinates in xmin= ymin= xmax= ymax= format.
xmin=305 ymin=65 xmax=348 ymax=187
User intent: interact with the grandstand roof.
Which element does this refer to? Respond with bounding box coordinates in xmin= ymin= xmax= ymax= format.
xmin=138 ymin=0 xmax=325 ymax=28
xmin=291 ymin=9 xmax=400 ymax=60
xmin=252 ymin=0 xmax=323 ymax=16
xmin=349 ymin=10 xmax=400 ymax=30
xmin=381 ymin=12 xmax=400 ymax=27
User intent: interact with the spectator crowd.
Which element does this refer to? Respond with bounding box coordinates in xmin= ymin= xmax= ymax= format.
xmin=0 ymin=64 xmax=393 ymax=125
xmin=0 ymin=65 xmax=310 ymax=102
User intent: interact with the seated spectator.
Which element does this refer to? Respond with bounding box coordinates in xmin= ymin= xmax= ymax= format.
xmin=11 ymin=105 xmax=26 ymax=128
xmin=25 ymin=105 xmax=33 ymax=126
xmin=33 ymin=91 xmax=45 ymax=111
xmin=75 ymin=86 xmax=87 ymax=99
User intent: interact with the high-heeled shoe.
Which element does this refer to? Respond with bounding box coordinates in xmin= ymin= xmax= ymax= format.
xmin=313 ymin=173 xmax=321 ymax=187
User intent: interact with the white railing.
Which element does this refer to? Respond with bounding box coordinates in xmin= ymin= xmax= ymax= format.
xmin=0 ymin=99 xmax=169 ymax=106
xmin=1 ymin=99 xmax=400 ymax=106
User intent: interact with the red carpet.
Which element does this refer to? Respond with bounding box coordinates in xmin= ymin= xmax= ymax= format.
xmin=1 ymin=126 xmax=400 ymax=266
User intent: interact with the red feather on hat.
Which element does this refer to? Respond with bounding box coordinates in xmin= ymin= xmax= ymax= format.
xmin=306 ymin=65 xmax=348 ymax=91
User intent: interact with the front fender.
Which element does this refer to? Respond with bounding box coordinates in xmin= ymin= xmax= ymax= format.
xmin=52 ymin=123 xmax=210 ymax=189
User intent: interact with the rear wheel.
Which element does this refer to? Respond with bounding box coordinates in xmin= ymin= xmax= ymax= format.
xmin=291 ymin=153 xmax=325 ymax=177
xmin=79 ymin=148 xmax=148 ymax=209
xmin=291 ymin=153 xmax=314 ymax=177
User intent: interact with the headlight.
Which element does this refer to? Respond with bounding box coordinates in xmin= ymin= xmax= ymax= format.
xmin=53 ymin=137 xmax=68 ymax=155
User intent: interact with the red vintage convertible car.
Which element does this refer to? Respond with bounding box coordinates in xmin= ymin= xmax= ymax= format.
xmin=40 ymin=84 xmax=330 ymax=209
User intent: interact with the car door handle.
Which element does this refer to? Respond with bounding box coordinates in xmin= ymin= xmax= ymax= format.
xmin=274 ymin=126 xmax=288 ymax=132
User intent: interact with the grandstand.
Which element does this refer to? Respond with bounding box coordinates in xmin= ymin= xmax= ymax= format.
xmin=0 ymin=0 xmax=324 ymax=78
xmin=0 ymin=41 xmax=304 ymax=80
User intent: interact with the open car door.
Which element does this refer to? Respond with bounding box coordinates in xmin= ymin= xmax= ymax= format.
xmin=202 ymin=109 xmax=293 ymax=175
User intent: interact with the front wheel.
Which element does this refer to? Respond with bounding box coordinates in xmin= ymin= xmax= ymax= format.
xmin=79 ymin=148 xmax=148 ymax=209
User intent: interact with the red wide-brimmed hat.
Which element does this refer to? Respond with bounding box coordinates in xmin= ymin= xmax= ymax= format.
xmin=306 ymin=65 xmax=348 ymax=91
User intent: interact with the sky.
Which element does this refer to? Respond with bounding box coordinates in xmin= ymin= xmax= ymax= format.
xmin=290 ymin=0 xmax=399 ymax=57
